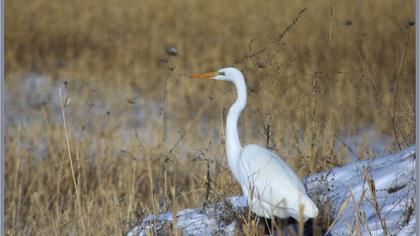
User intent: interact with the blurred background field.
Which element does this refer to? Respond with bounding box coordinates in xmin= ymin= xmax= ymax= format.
xmin=5 ymin=0 xmax=415 ymax=235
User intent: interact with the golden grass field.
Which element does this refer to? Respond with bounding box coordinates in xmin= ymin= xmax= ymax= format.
xmin=5 ymin=0 xmax=415 ymax=235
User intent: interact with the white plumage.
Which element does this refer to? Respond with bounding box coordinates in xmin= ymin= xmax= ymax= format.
xmin=239 ymin=144 xmax=318 ymax=220
xmin=191 ymin=67 xmax=318 ymax=221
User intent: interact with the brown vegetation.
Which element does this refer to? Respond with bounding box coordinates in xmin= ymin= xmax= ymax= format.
xmin=5 ymin=0 xmax=415 ymax=235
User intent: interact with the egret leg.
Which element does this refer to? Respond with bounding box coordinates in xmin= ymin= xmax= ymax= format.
xmin=256 ymin=216 xmax=324 ymax=236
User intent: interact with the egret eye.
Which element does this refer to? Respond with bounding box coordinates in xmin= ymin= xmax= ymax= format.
xmin=219 ymin=71 xmax=226 ymax=76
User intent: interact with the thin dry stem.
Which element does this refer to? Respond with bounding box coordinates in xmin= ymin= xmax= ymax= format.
xmin=59 ymin=88 xmax=87 ymax=235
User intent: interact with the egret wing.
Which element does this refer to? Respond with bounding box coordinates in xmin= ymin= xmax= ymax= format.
xmin=239 ymin=144 xmax=317 ymax=219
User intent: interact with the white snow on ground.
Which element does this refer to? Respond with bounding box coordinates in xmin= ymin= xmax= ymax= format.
xmin=127 ymin=145 xmax=416 ymax=236
xmin=306 ymin=145 xmax=416 ymax=235
xmin=127 ymin=197 xmax=247 ymax=236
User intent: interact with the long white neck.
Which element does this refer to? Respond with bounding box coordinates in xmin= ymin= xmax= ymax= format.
xmin=226 ymin=75 xmax=247 ymax=181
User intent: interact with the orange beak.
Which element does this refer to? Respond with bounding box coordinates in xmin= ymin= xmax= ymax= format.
xmin=190 ymin=72 xmax=217 ymax=79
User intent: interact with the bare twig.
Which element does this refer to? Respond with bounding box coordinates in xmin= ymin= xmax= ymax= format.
xmin=391 ymin=43 xmax=408 ymax=151
xmin=58 ymin=88 xmax=87 ymax=235
xmin=364 ymin=170 xmax=388 ymax=236
xmin=234 ymin=8 xmax=307 ymax=65
xmin=325 ymin=194 xmax=350 ymax=235
xmin=200 ymin=152 xmax=212 ymax=211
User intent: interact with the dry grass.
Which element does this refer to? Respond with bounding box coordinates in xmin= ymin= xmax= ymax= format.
xmin=5 ymin=0 xmax=415 ymax=235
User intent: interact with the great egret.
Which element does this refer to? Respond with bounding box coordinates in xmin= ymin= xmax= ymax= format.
xmin=191 ymin=67 xmax=318 ymax=221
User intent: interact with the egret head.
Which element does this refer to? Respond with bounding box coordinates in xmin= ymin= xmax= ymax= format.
xmin=191 ymin=67 xmax=243 ymax=82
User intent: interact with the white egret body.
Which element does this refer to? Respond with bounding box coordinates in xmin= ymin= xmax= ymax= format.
xmin=191 ymin=67 xmax=318 ymax=221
